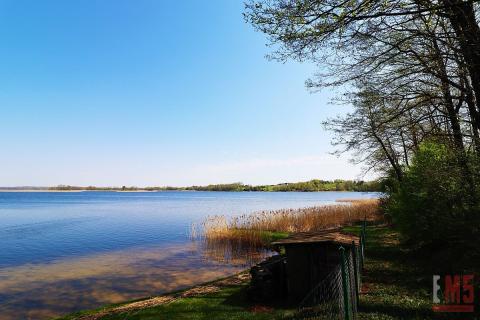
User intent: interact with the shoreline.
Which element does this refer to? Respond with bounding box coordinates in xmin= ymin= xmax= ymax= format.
xmin=58 ymin=224 xmax=435 ymax=320
xmin=0 ymin=189 xmax=87 ymax=192
xmin=0 ymin=189 xmax=380 ymax=193
xmin=0 ymin=179 xmax=383 ymax=193
xmin=54 ymin=271 xmax=262 ymax=320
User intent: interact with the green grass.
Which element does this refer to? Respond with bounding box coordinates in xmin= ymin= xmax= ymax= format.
xmin=57 ymin=276 xmax=295 ymax=320
xmin=101 ymin=286 xmax=291 ymax=320
xmin=344 ymin=225 xmax=455 ymax=320
xmin=260 ymin=230 xmax=290 ymax=243
xmin=60 ymin=224 xmax=476 ymax=320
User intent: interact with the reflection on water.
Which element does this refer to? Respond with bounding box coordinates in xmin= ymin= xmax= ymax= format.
xmin=200 ymin=236 xmax=273 ymax=266
xmin=0 ymin=242 xmax=264 ymax=320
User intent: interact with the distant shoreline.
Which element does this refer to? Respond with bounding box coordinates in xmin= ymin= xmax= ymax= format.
xmin=0 ymin=189 xmax=157 ymax=192
xmin=0 ymin=189 xmax=87 ymax=192
xmin=0 ymin=179 xmax=383 ymax=193
xmin=0 ymin=189 xmax=380 ymax=193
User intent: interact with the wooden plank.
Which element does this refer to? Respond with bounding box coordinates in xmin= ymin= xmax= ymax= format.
xmin=272 ymin=229 xmax=360 ymax=246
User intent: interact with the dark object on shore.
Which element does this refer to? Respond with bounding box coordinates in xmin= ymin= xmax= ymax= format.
xmin=248 ymin=255 xmax=287 ymax=302
xmin=249 ymin=228 xmax=359 ymax=304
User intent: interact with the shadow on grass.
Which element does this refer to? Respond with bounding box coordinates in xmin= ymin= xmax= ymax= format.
xmin=343 ymin=225 xmax=437 ymax=319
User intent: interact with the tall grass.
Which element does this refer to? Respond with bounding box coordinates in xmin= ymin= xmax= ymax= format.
xmin=194 ymin=199 xmax=381 ymax=263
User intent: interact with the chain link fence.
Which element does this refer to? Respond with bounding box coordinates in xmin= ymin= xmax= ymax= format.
xmin=289 ymin=223 xmax=366 ymax=320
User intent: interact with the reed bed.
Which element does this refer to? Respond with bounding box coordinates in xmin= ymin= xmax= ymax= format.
xmin=193 ymin=199 xmax=381 ymax=263
xmin=192 ymin=217 xmax=273 ymax=265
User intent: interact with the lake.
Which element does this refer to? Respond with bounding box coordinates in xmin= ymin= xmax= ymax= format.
xmin=0 ymin=191 xmax=378 ymax=319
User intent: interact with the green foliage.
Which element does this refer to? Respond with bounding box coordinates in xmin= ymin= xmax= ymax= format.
xmin=258 ymin=230 xmax=290 ymax=243
xmin=184 ymin=183 xmax=247 ymax=192
xmin=181 ymin=179 xmax=383 ymax=192
xmin=386 ymin=141 xmax=480 ymax=261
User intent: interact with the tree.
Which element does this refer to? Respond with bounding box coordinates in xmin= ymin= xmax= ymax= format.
xmin=246 ymin=0 xmax=480 ymax=258
xmin=245 ymin=0 xmax=480 ymax=174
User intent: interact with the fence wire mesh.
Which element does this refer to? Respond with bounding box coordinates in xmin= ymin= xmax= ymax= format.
xmin=290 ymin=230 xmax=365 ymax=320
xmin=295 ymin=265 xmax=344 ymax=319
xmin=347 ymin=249 xmax=357 ymax=319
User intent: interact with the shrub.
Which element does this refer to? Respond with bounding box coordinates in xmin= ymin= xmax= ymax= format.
xmin=387 ymin=141 xmax=480 ymax=257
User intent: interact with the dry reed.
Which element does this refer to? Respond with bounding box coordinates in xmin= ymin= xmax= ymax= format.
xmin=195 ymin=199 xmax=381 ymax=261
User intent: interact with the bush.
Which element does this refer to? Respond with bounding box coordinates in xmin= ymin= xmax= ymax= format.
xmin=387 ymin=142 xmax=479 ymax=257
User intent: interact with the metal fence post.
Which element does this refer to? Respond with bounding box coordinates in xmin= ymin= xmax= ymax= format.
xmin=362 ymin=219 xmax=367 ymax=242
xmin=358 ymin=236 xmax=363 ymax=270
xmin=340 ymin=246 xmax=351 ymax=320
xmin=351 ymin=241 xmax=359 ymax=307
xmin=356 ymin=245 xmax=362 ymax=289
xmin=360 ymin=221 xmax=366 ymax=269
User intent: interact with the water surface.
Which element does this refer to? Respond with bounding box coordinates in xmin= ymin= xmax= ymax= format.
xmin=0 ymin=191 xmax=378 ymax=319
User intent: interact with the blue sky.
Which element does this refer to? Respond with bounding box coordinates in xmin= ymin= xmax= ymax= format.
xmin=0 ymin=0 xmax=363 ymax=187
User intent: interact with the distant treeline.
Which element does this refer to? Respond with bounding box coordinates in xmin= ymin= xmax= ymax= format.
xmin=176 ymin=180 xmax=382 ymax=192
xmin=46 ymin=179 xmax=383 ymax=192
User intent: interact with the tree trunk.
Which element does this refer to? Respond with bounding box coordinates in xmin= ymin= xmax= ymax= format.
xmin=464 ymin=76 xmax=480 ymax=154
xmin=443 ymin=0 xmax=480 ymax=113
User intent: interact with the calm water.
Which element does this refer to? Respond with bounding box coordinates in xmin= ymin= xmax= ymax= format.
xmin=0 ymin=191 xmax=378 ymax=319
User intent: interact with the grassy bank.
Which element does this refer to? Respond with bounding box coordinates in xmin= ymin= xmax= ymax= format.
xmin=55 ymin=273 xmax=295 ymax=320
xmin=58 ymin=223 xmax=449 ymax=320
xmin=345 ymin=225 xmax=435 ymax=319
